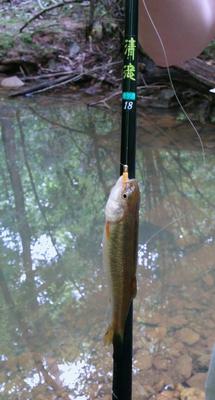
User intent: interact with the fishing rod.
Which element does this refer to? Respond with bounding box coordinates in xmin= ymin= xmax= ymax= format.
xmin=112 ymin=1 xmax=138 ymax=399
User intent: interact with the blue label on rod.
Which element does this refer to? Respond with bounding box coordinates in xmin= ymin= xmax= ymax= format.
xmin=122 ymin=92 xmax=136 ymax=101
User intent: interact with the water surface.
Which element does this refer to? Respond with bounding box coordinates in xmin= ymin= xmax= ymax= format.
xmin=0 ymin=95 xmax=215 ymax=399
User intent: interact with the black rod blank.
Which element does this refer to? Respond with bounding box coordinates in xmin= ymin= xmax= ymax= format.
xmin=112 ymin=1 xmax=139 ymax=399
xmin=120 ymin=0 xmax=138 ymax=179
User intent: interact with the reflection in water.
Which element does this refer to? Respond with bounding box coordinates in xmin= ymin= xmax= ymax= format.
xmin=0 ymin=96 xmax=215 ymax=398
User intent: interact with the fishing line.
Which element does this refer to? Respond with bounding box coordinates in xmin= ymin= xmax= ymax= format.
xmin=112 ymin=390 xmax=119 ymax=400
xmin=143 ymin=215 xmax=185 ymax=247
xmin=142 ymin=0 xmax=206 ymax=166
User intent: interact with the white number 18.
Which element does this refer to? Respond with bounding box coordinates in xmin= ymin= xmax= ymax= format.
xmin=124 ymin=101 xmax=133 ymax=110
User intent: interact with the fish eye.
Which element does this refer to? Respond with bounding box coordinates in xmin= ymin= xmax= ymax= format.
xmin=122 ymin=193 xmax=127 ymax=199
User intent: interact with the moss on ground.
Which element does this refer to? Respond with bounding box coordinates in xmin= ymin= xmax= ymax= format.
xmin=0 ymin=33 xmax=15 ymax=57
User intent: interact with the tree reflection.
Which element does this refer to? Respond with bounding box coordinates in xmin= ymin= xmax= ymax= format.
xmin=1 ymin=108 xmax=35 ymax=290
xmin=0 ymin=97 xmax=214 ymax=398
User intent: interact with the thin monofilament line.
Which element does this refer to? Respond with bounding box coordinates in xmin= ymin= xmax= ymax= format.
xmin=112 ymin=390 xmax=119 ymax=400
xmin=144 ymin=215 xmax=185 ymax=247
xmin=142 ymin=0 xmax=206 ymax=166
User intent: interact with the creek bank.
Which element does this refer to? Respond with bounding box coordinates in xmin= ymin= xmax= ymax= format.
xmin=0 ymin=0 xmax=215 ymax=119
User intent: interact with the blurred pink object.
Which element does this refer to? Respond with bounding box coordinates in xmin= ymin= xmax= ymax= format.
xmin=139 ymin=0 xmax=215 ymax=66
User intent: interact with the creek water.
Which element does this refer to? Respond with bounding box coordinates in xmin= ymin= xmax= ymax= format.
xmin=0 ymin=94 xmax=214 ymax=399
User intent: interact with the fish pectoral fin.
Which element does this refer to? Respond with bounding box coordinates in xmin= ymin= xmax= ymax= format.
xmin=131 ymin=276 xmax=137 ymax=299
xmin=104 ymin=324 xmax=114 ymax=346
xmin=104 ymin=325 xmax=124 ymax=347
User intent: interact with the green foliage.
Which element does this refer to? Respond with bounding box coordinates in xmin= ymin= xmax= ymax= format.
xmin=0 ymin=33 xmax=14 ymax=56
xmin=202 ymin=39 xmax=215 ymax=59
xmin=19 ymin=32 xmax=33 ymax=45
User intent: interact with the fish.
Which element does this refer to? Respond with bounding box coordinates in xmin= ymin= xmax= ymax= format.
xmin=103 ymin=168 xmax=140 ymax=345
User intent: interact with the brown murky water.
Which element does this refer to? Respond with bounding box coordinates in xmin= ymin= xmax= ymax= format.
xmin=0 ymin=95 xmax=214 ymax=399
